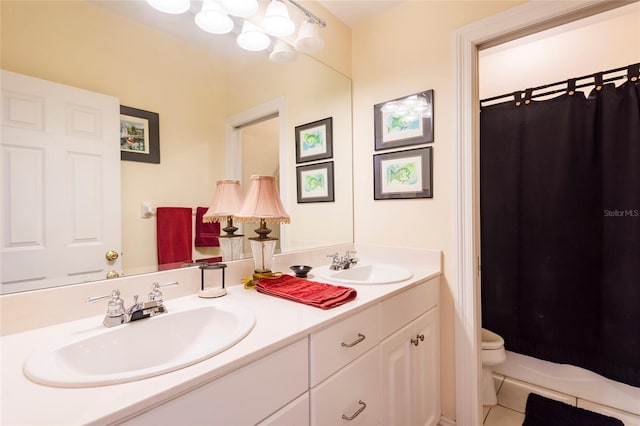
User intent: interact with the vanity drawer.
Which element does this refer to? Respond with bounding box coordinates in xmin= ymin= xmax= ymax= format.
xmin=123 ymin=338 xmax=308 ymax=426
xmin=310 ymin=347 xmax=381 ymax=426
xmin=309 ymin=304 xmax=380 ymax=387
xmin=380 ymin=277 xmax=439 ymax=339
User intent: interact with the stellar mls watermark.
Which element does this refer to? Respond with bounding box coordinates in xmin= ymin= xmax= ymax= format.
xmin=604 ymin=209 xmax=639 ymax=217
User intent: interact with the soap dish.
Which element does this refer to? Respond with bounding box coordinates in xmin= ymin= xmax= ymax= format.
xmin=290 ymin=265 xmax=312 ymax=278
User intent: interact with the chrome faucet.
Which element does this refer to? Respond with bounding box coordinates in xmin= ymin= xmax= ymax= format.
xmin=87 ymin=281 xmax=178 ymax=327
xmin=327 ymin=250 xmax=359 ymax=270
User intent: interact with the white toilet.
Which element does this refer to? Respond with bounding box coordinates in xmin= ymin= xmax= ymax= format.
xmin=481 ymin=328 xmax=506 ymax=406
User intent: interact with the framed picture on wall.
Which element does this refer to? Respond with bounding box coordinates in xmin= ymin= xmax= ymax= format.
xmin=374 ymin=147 xmax=433 ymax=200
xmin=296 ymin=161 xmax=335 ymax=203
xmin=374 ymin=89 xmax=434 ymax=151
xmin=120 ymin=105 xmax=160 ymax=163
xmin=295 ymin=117 xmax=333 ymax=163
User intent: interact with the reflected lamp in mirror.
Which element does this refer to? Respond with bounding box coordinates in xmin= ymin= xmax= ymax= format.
xmin=203 ymin=179 xmax=244 ymax=261
xmin=235 ymin=175 xmax=290 ymax=274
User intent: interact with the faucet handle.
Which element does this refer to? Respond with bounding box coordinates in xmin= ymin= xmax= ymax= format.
xmin=87 ymin=289 xmax=125 ymax=318
xmin=326 ymin=252 xmax=339 ymax=261
xmin=148 ymin=281 xmax=179 ymax=303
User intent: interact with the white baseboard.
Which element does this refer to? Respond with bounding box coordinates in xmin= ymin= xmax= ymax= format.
xmin=438 ymin=416 xmax=456 ymax=426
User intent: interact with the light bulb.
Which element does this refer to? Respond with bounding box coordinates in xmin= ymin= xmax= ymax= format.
xmin=269 ymin=39 xmax=298 ymax=64
xmin=195 ymin=0 xmax=233 ymax=34
xmin=219 ymin=0 xmax=258 ymax=17
xmin=146 ymin=0 xmax=190 ymax=14
xmin=294 ymin=20 xmax=324 ymax=53
xmin=237 ymin=21 xmax=271 ymax=52
xmin=263 ymin=0 xmax=295 ymax=37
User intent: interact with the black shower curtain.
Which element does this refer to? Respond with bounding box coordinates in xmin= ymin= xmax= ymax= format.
xmin=480 ymin=67 xmax=640 ymax=387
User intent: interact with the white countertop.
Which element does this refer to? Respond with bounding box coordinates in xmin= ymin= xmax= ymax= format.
xmin=1 ymin=246 xmax=440 ymax=425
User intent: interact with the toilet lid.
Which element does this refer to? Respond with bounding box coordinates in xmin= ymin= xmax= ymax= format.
xmin=481 ymin=328 xmax=504 ymax=350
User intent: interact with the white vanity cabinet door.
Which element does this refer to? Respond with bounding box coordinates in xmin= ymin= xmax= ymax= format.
xmin=122 ymin=338 xmax=308 ymax=426
xmin=258 ymin=392 xmax=309 ymax=426
xmin=310 ymin=347 xmax=381 ymax=426
xmin=379 ymin=277 xmax=438 ymax=339
xmin=309 ymin=304 xmax=379 ymax=387
xmin=380 ymin=308 xmax=440 ymax=426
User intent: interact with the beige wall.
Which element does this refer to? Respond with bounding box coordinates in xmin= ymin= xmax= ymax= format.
xmin=350 ymin=1 xmax=525 ymax=419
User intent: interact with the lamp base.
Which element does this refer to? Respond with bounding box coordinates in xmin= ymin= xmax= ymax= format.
xmin=219 ymin=235 xmax=244 ymax=261
xmin=249 ymin=237 xmax=277 ymax=273
xmin=198 ymin=288 xmax=227 ymax=298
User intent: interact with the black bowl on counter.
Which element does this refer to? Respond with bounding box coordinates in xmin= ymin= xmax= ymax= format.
xmin=290 ymin=265 xmax=312 ymax=278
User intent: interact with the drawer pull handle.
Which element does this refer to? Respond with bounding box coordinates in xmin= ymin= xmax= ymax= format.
xmin=341 ymin=333 xmax=366 ymax=348
xmin=411 ymin=334 xmax=424 ymax=346
xmin=342 ymin=400 xmax=367 ymax=420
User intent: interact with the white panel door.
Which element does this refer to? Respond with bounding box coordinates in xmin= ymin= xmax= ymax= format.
xmin=380 ymin=308 xmax=440 ymax=426
xmin=0 ymin=70 xmax=121 ymax=293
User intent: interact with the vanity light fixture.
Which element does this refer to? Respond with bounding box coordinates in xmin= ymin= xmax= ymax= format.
xmin=234 ymin=175 xmax=290 ymax=275
xmin=203 ymin=179 xmax=245 ymax=261
xmin=146 ymin=0 xmax=191 ymax=15
xmin=144 ymin=0 xmax=326 ymax=63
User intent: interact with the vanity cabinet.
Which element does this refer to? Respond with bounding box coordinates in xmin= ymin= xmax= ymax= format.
xmin=122 ymin=277 xmax=440 ymax=426
xmin=380 ymin=308 xmax=440 ymax=426
xmin=308 ymin=277 xmax=440 ymax=426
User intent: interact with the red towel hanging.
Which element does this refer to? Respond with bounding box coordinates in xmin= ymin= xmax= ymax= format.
xmin=156 ymin=207 xmax=193 ymax=265
xmin=194 ymin=206 xmax=220 ymax=247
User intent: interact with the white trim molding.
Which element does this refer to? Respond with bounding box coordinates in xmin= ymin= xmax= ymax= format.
xmin=224 ymin=97 xmax=290 ymax=249
xmin=453 ymin=1 xmax=627 ymax=424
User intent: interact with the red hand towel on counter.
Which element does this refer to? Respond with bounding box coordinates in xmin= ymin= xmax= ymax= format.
xmin=156 ymin=207 xmax=193 ymax=265
xmin=256 ymin=275 xmax=357 ymax=310
xmin=194 ymin=207 xmax=220 ymax=247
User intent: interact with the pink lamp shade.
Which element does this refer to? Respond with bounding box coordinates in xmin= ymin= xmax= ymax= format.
xmin=235 ymin=175 xmax=290 ymax=225
xmin=203 ymin=179 xmax=244 ymax=223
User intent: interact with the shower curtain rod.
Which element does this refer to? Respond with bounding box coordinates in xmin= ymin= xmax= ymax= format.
xmin=480 ymin=63 xmax=639 ymax=106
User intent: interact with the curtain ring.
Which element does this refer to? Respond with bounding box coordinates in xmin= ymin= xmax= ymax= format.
xmin=628 ymin=63 xmax=639 ymax=82
xmin=567 ymin=78 xmax=576 ymax=96
xmin=513 ymin=91 xmax=522 ymax=107
xmin=594 ymin=72 xmax=604 ymax=91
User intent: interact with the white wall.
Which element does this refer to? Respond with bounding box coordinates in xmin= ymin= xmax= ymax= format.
xmin=480 ymin=3 xmax=640 ymax=100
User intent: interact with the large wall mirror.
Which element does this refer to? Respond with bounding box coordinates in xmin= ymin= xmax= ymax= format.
xmin=0 ymin=0 xmax=353 ymax=294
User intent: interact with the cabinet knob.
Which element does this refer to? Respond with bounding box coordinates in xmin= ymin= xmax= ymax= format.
xmin=341 ymin=400 xmax=367 ymax=421
xmin=411 ymin=334 xmax=424 ymax=346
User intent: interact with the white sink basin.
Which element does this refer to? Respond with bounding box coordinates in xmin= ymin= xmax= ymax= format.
xmin=314 ymin=263 xmax=412 ymax=285
xmin=23 ymin=304 xmax=255 ymax=387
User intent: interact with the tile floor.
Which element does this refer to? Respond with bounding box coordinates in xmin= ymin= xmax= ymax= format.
xmin=482 ymin=374 xmax=640 ymax=426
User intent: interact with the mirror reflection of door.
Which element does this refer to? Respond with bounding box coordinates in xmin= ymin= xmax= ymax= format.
xmin=0 ymin=71 xmax=121 ymax=294
xmin=239 ymin=116 xmax=280 ymax=257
